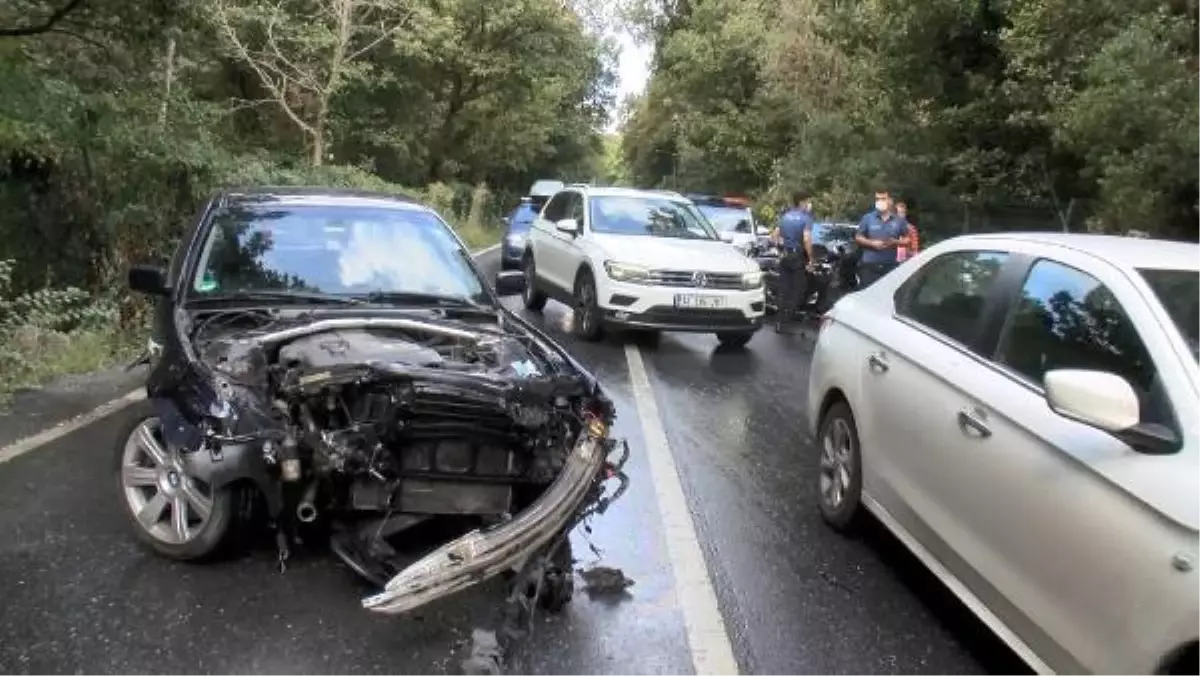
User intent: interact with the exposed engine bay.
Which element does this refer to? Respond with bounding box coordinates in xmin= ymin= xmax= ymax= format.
xmin=154 ymin=307 xmax=628 ymax=616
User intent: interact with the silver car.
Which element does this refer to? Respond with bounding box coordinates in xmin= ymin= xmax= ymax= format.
xmin=806 ymin=232 xmax=1198 ymax=674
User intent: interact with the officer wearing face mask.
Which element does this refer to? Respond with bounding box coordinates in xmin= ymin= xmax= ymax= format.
xmin=854 ymin=189 xmax=910 ymax=288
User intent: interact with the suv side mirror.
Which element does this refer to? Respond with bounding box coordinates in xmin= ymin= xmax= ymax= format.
xmin=128 ymin=264 xmax=169 ymax=296
xmin=555 ymin=218 xmax=579 ymax=235
xmin=718 ymin=231 xmax=735 ymax=243
xmin=493 ymin=270 xmax=527 ymax=296
xmin=756 ymin=226 xmax=770 ymax=236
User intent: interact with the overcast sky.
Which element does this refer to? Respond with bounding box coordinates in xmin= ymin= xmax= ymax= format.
xmin=607 ymin=29 xmax=653 ymax=133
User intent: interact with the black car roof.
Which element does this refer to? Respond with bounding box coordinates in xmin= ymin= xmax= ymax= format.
xmin=217 ymin=186 xmax=428 ymax=211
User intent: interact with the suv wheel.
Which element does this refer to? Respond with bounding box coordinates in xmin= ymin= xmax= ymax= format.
xmin=522 ymin=256 xmax=547 ymax=311
xmin=573 ymin=269 xmax=603 ymax=341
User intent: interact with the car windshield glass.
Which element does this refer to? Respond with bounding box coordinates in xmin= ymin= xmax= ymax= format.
xmin=696 ymin=204 xmax=753 ymax=232
xmin=1138 ymin=267 xmax=1199 ymax=361
xmin=589 ymin=196 xmax=718 ymax=240
xmin=812 ymin=223 xmax=857 ymax=247
xmin=190 ymin=203 xmax=488 ymax=304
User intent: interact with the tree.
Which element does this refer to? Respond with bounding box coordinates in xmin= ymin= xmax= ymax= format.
xmin=210 ymin=0 xmax=414 ymax=166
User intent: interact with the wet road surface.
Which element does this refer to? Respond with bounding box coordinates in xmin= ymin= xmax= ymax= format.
xmin=0 ymin=248 xmax=1028 ymax=674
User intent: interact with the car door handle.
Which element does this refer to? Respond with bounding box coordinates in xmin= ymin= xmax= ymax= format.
xmin=867 ymin=352 xmax=889 ymax=373
xmin=957 ymin=408 xmax=992 ymax=438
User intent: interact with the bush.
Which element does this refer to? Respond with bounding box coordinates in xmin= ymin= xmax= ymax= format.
xmin=0 ymin=259 xmax=132 ymax=403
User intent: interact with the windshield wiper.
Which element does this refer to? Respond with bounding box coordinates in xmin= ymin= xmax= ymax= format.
xmin=191 ymin=289 xmax=365 ymax=305
xmin=354 ymin=290 xmax=494 ymax=312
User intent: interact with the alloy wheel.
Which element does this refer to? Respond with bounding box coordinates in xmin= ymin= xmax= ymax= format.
xmin=120 ymin=417 xmax=214 ymax=545
xmin=577 ymin=279 xmax=596 ymax=333
xmin=819 ymin=417 xmax=854 ymax=510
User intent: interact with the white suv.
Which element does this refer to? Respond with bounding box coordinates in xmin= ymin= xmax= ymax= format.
xmin=519 ymin=186 xmax=767 ymax=347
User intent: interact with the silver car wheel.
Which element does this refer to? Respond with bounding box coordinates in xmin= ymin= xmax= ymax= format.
xmin=819 ymin=417 xmax=854 ymax=509
xmin=120 ymin=417 xmax=214 ymax=545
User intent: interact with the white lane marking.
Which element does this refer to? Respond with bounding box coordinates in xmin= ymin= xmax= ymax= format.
xmin=623 ymin=343 xmax=740 ymax=675
xmin=0 ymin=388 xmax=146 ymax=464
xmin=0 ymin=244 xmax=502 ymax=462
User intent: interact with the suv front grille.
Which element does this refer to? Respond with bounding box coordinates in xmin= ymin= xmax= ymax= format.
xmin=645 ymin=269 xmax=744 ymax=290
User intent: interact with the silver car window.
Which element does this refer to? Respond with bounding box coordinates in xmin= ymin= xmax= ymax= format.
xmin=897 ymin=250 xmax=1009 ymax=347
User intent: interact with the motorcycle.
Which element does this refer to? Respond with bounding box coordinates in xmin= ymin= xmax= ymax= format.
xmin=750 ymin=237 xmax=852 ymax=315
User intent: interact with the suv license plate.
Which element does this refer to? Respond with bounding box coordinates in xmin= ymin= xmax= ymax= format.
xmin=674 ymin=294 xmax=725 ymax=309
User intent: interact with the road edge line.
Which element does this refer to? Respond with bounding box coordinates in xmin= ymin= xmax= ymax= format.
xmin=0 ymin=243 xmax=502 ymax=464
xmin=0 ymin=388 xmax=147 ymax=465
xmin=623 ymin=342 xmax=741 ymax=676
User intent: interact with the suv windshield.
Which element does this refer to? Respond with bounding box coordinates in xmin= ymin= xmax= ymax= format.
xmin=1138 ymin=267 xmax=1199 ymax=360
xmin=589 ymin=196 xmax=718 ymax=240
xmin=190 ymin=203 xmax=488 ymax=304
xmin=695 ymin=204 xmax=754 ymax=233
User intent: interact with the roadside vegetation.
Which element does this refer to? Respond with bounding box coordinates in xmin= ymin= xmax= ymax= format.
xmin=619 ymin=0 xmax=1199 ymax=243
xmin=0 ymin=0 xmax=621 ymax=402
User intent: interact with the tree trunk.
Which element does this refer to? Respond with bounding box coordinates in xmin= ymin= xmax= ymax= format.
xmin=158 ymin=33 xmax=177 ymax=127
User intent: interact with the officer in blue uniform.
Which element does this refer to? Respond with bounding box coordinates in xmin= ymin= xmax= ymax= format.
xmin=771 ymin=190 xmax=815 ymax=332
xmin=854 ymin=189 xmax=910 ymax=288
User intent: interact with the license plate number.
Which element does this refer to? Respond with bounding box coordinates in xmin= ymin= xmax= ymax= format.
xmin=674 ymin=294 xmax=725 ymax=309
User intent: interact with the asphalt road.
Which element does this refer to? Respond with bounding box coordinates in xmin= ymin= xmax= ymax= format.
xmin=0 ymin=247 xmax=1029 ymax=675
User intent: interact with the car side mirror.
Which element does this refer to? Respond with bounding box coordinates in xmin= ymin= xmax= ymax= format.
xmin=128 ymin=264 xmax=169 ymax=296
xmin=1044 ymin=368 xmax=1181 ymax=454
xmin=555 ymin=218 xmax=579 ymax=235
xmin=718 ymin=231 xmax=735 ymax=243
xmin=493 ymin=270 xmax=527 ymax=296
xmin=1045 ymin=369 xmax=1139 ymax=432
xmin=756 ymin=226 xmax=770 ymax=236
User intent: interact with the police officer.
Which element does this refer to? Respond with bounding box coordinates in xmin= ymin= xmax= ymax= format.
xmin=854 ymin=189 xmax=910 ymax=288
xmin=771 ymin=190 xmax=815 ymax=332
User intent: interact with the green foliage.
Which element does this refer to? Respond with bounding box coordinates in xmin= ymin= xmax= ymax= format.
xmin=0 ymin=0 xmax=605 ymax=393
xmin=623 ymin=0 xmax=1199 ymax=240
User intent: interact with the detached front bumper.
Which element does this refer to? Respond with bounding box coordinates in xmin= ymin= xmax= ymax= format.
xmin=362 ymin=424 xmax=617 ymax=616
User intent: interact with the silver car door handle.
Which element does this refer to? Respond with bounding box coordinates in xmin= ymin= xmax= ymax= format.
xmin=957 ymin=408 xmax=992 ymax=438
xmin=867 ymin=352 xmax=889 ymax=373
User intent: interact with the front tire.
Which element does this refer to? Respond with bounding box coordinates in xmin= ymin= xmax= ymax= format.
xmin=716 ymin=331 xmax=754 ymax=349
xmin=115 ymin=412 xmax=236 ymax=560
xmin=817 ymin=400 xmax=864 ymax=532
xmin=573 ymin=270 xmax=604 ymax=341
xmin=522 ymin=256 xmax=548 ymax=312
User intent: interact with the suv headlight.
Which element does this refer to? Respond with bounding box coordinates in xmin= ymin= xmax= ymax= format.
xmin=604 ymin=261 xmax=650 ymax=282
xmin=506 ymin=232 xmax=526 ymax=247
xmin=741 ymin=271 xmax=763 ymax=290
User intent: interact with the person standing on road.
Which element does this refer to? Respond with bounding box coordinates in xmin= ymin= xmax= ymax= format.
xmin=894 ymin=199 xmax=920 ymax=263
xmin=854 ymin=189 xmax=910 ymax=288
xmin=771 ymin=190 xmax=815 ymax=332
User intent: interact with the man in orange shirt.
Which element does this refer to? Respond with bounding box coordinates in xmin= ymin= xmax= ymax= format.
xmin=895 ymin=199 xmax=920 ymax=262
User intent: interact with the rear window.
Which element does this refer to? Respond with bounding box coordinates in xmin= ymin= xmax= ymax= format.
xmin=695 ymin=204 xmax=753 ymax=233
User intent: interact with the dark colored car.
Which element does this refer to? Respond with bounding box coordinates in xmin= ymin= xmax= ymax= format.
xmin=122 ymin=187 xmax=628 ymax=618
xmin=752 ymin=221 xmax=860 ymax=314
xmin=502 ymin=180 xmax=566 ymax=270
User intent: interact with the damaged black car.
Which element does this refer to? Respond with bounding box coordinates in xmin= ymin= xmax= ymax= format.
xmin=119 ymin=187 xmax=628 ymax=617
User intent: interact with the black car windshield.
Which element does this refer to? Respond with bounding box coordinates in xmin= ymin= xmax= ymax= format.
xmin=190 ymin=203 xmax=487 ymax=304
xmin=1138 ymin=267 xmax=1199 ymax=361
xmin=695 ymin=204 xmax=754 ymax=233
xmin=812 ymin=222 xmax=857 ymax=247
xmin=589 ymin=196 xmax=718 ymax=240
